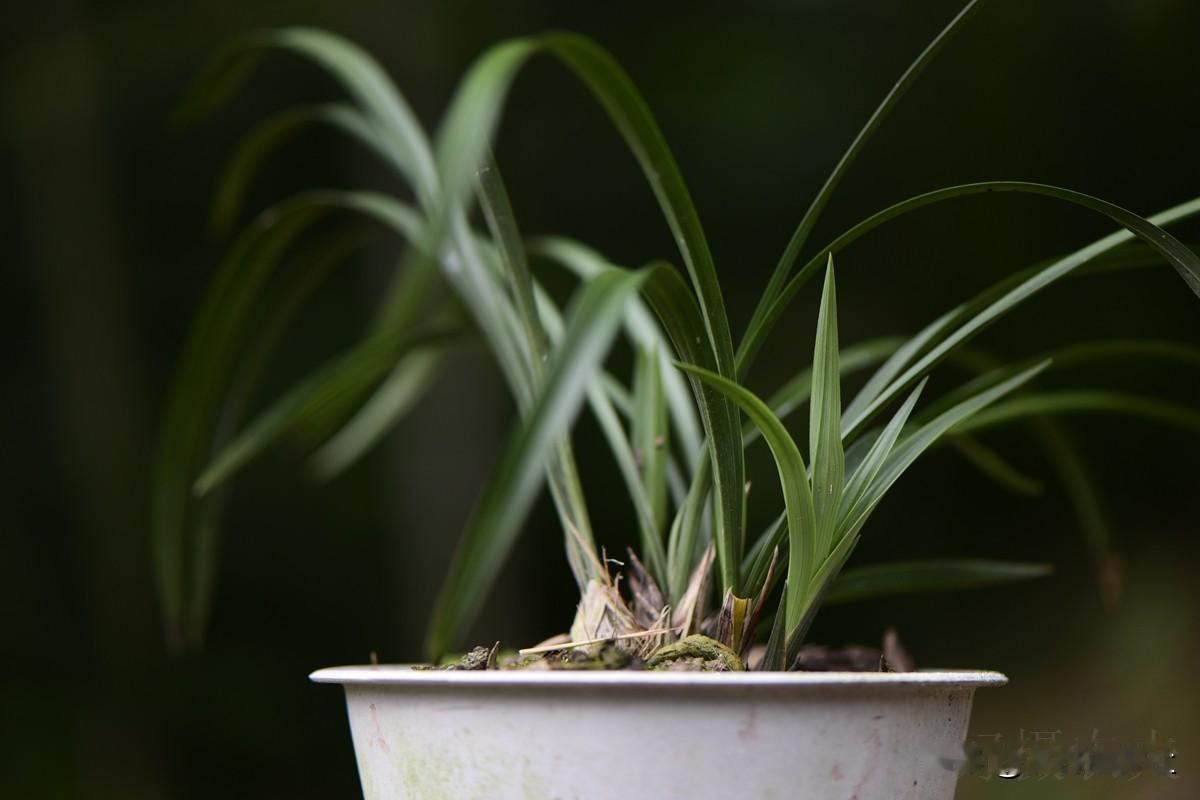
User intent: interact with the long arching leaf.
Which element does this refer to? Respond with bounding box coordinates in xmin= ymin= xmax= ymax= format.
xmin=429 ymin=32 xmax=746 ymax=581
xmin=741 ymin=186 xmax=1200 ymax=379
xmin=210 ymin=103 xmax=388 ymax=237
xmin=957 ymin=391 xmax=1200 ymax=436
xmin=826 ymin=559 xmax=1053 ymax=605
xmin=528 ymin=235 xmax=702 ymax=472
xmin=838 ymin=187 xmax=1200 ymax=441
xmin=674 ymin=363 xmax=816 ymax=642
xmin=425 ymin=267 xmax=646 ymax=658
xmin=179 ymin=28 xmax=438 ymax=203
xmin=643 ymin=265 xmax=745 ymax=591
xmin=744 ymin=0 xmax=985 ymax=364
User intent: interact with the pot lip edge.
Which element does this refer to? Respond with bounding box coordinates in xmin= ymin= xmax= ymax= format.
xmin=310 ymin=665 xmax=1007 ymax=688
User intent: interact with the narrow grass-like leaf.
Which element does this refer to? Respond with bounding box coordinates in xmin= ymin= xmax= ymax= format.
xmin=1034 ymin=422 xmax=1120 ymax=604
xmin=957 ymin=391 xmax=1200 ymax=436
xmin=809 ymin=261 xmax=844 ymax=558
xmin=430 ymin=32 xmax=746 ymax=577
xmin=211 ymin=103 xmax=386 ymax=237
xmin=633 ymin=345 xmax=669 ymax=532
xmin=825 ymin=559 xmax=1053 ymax=605
xmin=674 ymin=363 xmax=816 ymax=641
xmin=151 ymin=189 xmax=438 ymax=646
xmin=786 ymin=526 xmax=862 ymax=662
xmin=528 ymin=235 xmax=702 ymax=471
xmin=425 ymin=268 xmax=646 ymax=658
xmin=843 ymin=309 xmax=956 ymax=426
xmin=947 ymin=434 xmax=1044 ymax=496
xmin=759 ymin=583 xmax=788 ymax=672
xmin=665 ymin=456 xmax=712 ymax=604
xmin=757 ymin=337 xmax=903 ymax=442
xmin=744 ymin=0 xmax=985 ymax=369
xmin=843 ymin=362 xmax=1050 ymax=534
xmin=935 ymin=342 xmax=1145 ymax=602
xmin=307 ymin=343 xmax=451 ymax=479
xmin=532 ymin=283 xmax=669 ymax=585
xmin=194 ymin=329 xmax=462 ymax=495
xmin=177 ymin=223 xmax=376 ymax=645
xmin=840 ymin=190 xmax=1200 ymax=441
xmin=474 ymin=153 xmax=601 ymax=587
xmin=741 ymin=511 xmax=787 ymax=597
xmin=644 ymin=265 xmax=745 ymax=592
xmin=179 ymin=28 xmax=438 ymax=203
xmin=152 ymin=205 xmax=329 ymax=647
xmin=838 ymin=380 xmax=927 ymax=530
xmin=741 ymin=186 xmax=1200 ymax=380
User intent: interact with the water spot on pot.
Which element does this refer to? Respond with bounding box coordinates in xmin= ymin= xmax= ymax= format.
xmin=830 ymin=763 xmax=843 ymax=780
xmin=997 ymin=766 xmax=1021 ymax=779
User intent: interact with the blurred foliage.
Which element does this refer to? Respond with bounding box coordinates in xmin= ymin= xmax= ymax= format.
xmin=3 ymin=0 xmax=1198 ymax=797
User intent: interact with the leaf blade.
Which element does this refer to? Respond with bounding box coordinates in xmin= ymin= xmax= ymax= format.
xmin=809 ymin=260 xmax=844 ymax=559
xmin=674 ymin=363 xmax=816 ymax=641
xmin=425 ymin=268 xmax=647 ymax=658
xmin=826 ymin=559 xmax=1054 ymax=605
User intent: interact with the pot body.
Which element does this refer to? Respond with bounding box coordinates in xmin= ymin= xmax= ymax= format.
xmin=310 ymin=666 xmax=1005 ymax=800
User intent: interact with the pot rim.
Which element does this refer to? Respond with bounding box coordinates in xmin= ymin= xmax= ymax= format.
xmin=310 ymin=665 xmax=1007 ymax=688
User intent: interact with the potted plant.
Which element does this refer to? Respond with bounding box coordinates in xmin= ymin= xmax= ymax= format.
xmin=153 ymin=1 xmax=1200 ymax=797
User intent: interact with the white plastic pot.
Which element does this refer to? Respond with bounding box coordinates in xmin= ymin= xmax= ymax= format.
xmin=311 ymin=666 xmax=1005 ymax=800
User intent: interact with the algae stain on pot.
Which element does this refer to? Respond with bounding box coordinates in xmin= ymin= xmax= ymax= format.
xmin=395 ymin=732 xmax=471 ymax=800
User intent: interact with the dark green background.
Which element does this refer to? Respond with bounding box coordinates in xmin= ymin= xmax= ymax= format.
xmin=3 ymin=0 xmax=1198 ymax=797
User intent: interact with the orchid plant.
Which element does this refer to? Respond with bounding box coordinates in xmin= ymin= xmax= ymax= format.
xmin=152 ymin=0 xmax=1200 ymax=668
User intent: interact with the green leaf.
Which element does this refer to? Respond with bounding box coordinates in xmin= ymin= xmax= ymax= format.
xmin=665 ymin=457 xmax=712 ymax=603
xmin=643 ymin=265 xmax=745 ymax=593
xmin=210 ymin=103 xmax=387 ymax=237
xmin=194 ymin=329 xmax=462 ymax=495
xmin=759 ymin=583 xmax=789 ymax=672
xmin=741 ymin=186 xmax=1200 ymax=382
xmin=935 ymin=341 xmax=1148 ymax=603
xmin=151 ymin=189 xmax=437 ymax=647
xmin=152 ymin=202 xmax=331 ymax=648
xmin=474 ymin=152 xmax=600 ymax=588
xmin=179 ymin=28 xmax=438 ymax=203
xmin=843 ymin=308 xmax=957 ymax=426
xmin=839 ymin=187 xmax=1200 ymax=441
xmin=180 ymin=224 xmax=375 ymax=647
xmin=528 ymin=235 xmax=702 ymax=471
xmin=674 ymin=363 xmax=816 ymax=643
xmin=946 ymin=434 xmax=1044 ymax=496
xmin=306 ymin=343 xmax=451 ymax=479
xmin=756 ymin=336 xmax=904 ymax=443
xmin=743 ymin=0 xmax=985 ymax=374
xmin=633 ymin=344 xmax=670 ymax=533
xmin=741 ymin=511 xmax=786 ymax=598
xmin=1034 ymin=423 xmax=1121 ymax=604
xmin=430 ymin=31 xmax=745 ymax=581
xmin=425 ymin=268 xmax=647 ymax=658
xmin=957 ymin=391 xmax=1200 ymax=436
xmin=809 ymin=260 xmax=844 ymax=558
xmin=838 ymin=380 xmax=927 ymax=530
xmin=532 ymin=281 xmax=669 ymax=587
xmin=825 ymin=559 xmax=1053 ymax=605
xmin=843 ymin=362 xmax=1051 ymax=535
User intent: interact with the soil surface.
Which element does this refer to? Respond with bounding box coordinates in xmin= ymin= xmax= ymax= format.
xmin=420 ymin=628 xmax=914 ymax=673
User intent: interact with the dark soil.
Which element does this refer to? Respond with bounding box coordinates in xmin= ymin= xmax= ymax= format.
xmin=422 ymin=628 xmax=915 ymax=673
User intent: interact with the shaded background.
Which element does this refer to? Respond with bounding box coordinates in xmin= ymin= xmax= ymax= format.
xmin=3 ymin=0 xmax=1198 ymax=797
